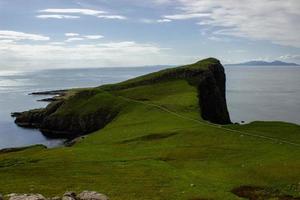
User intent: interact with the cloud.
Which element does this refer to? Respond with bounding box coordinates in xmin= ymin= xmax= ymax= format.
xmin=38 ymin=8 xmax=127 ymax=20
xmin=48 ymin=42 xmax=65 ymax=45
xmin=160 ymin=0 xmax=300 ymax=48
xmin=140 ymin=18 xmax=172 ymax=24
xmin=65 ymin=37 xmax=85 ymax=42
xmin=0 ymin=39 xmax=16 ymax=44
xmin=279 ymin=54 xmax=300 ymax=60
xmin=207 ymin=36 xmax=223 ymax=42
xmin=164 ymin=13 xmax=210 ymax=20
xmin=84 ymin=35 xmax=104 ymax=39
xmin=65 ymin=33 xmax=80 ymax=37
xmin=36 ymin=15 xmax=80 ymax=19
xmin=0 ymin=30 xmax=49 ymax=41
xmin=0 ymin=40 xmax=172 ymax=69
xmin=157 ymin=19 xmax=172 ymax=23
xmin=64 ymin=34 xmax=104 ymax=41
xmin=38 ymin=8 xmax=106 ymax=16
xmin=97 ymin=15 xmax=127 ymax=20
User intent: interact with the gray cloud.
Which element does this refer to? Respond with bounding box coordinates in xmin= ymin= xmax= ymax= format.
xmin=162 ymin=0 xmax=300 ymax=48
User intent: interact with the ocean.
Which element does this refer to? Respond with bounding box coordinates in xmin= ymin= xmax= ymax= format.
xmin=0 ymin=65 xmax=299 ymax=149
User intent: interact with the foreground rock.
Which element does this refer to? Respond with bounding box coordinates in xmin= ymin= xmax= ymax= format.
xmin=77 ymin=191 xmax=109 ymax=200
xmin=6 ymin=191 xmax=108 ymax=200
xmin=8 ymin=194 xmax=45 ymax=200
xmin=62 ymin=191 xmax=76 ymax=200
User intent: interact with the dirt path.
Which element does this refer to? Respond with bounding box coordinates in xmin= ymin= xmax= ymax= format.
xmin=119 ymin=96 xmax=300 ymax=148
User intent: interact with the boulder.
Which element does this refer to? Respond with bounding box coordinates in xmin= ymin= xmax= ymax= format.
xmin=50 ymin=197 xmax=61 ymax=200
xmin=77 ymin=191 xmax=109 ymax=200
xmin=6 ymin=194 xmax=17 ymax=198
xmin=62 ymin=197 xmax=74 ymax=200
xmin=63 ymin=192 xmax=76 ymax=198
xmin=8 ymin=194 xmax=45 ymax=200
xmin=62 ymin=191 xmax=76 ymax=200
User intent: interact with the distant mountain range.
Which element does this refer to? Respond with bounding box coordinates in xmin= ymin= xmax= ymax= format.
xmin=227 ymin=60 xmax=299 ymax=66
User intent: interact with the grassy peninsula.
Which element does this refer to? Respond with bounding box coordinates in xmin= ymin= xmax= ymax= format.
xmin=1 ymin=58 xmax=300 ymax=200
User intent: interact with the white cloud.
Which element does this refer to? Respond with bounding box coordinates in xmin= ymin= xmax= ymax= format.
xmin=36 ymin=15 xmax=80 ymax=19
xmin=38 ymin=8 xmax=106 ymax=16
xmin=0 ymin=39 xmax=16 ymax=44
xmin=279 ymin=54 xmax=300 ymax=60
xmin=157 ymin=19 xmax=172 ymax=23
xmin=38 ymin=8 xmax=127 ymax=20
xmin=164 ymin=13 xmax=210 ymax=20
xmin=97 ymin=15 xmax=127 ymax=20
xmin=49 ymin=42 xmax=65 ymax=45
xmin=208 ymin=36 xmax=223 ymax=42
xmin=140 ymin=18 xmax=172 ymax=24
xmin=65 ymin=37 xmax=85 ymax=42
xmin=161 ymin=0 xmax=300 ymax=48
xmin=65 ymin=33 xmax=80 ymax=37
xmin=0 ymin=41 xmax=173 ymax=69
xmin=84 ymin=35 xmax=104 ymax=40
xmin=0 ymin=30 xmax=49 ymax=41
xmin=64 ymin=34 xmax=104 ymax=41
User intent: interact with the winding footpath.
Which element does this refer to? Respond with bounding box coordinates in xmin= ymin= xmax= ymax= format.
xmin=119 ymin=96 xmax=300 ymax=148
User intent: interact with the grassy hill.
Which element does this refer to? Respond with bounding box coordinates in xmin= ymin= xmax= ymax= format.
xmin=1 ymin=58 xmax=300 ymax=200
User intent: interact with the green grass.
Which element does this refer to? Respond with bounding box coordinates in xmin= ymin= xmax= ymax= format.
xmin=1 ymin=61 xmax=300 ymax=199
xmin=100 ymin=57 xmax=216 ymax=91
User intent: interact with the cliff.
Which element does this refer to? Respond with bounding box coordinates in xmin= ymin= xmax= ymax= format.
xmin=14 ymin=58 xmax=231 ymax=138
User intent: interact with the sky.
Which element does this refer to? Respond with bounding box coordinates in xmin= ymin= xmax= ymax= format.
xmin=0 ymin=0 xmax=300 ymax=70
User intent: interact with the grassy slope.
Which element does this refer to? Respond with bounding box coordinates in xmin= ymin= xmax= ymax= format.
xmin=1 ymin=63 xmax=300 ymax=199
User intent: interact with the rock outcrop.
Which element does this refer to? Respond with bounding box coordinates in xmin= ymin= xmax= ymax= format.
xmin=5 ymin=191 xmax=109 ymax=200
xmin=14 ymin=90 xmax=122 ymax=138
xmin=8 ymin=194 xmax=45 ymax=200
xmin=77 ymin=191 xmax=109 ymax=200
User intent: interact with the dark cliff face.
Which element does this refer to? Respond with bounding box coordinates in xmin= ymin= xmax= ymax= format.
xmin=196 ymin=61 xmax=231 ymax=124
xmin=14 ymin=101 xmax=63 ymax=128
xmin=14 ymin=58 xmax=231 ymax=138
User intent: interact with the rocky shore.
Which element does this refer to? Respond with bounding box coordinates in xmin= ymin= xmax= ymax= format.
xmin=30 ymin=90 xmax=68 ymax=102
xmin=29 ymin=90 xmax=67 ymax=96
xmin=0 ymin=191 xmax=109 ymax=200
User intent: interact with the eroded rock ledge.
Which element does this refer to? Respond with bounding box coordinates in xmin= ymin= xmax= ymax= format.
xmin=14 ymin=89 xmax=122 ymax=138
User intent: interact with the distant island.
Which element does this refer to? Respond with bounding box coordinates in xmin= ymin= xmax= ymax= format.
xmin=227 ymin=60 xmax=299 ymax=66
